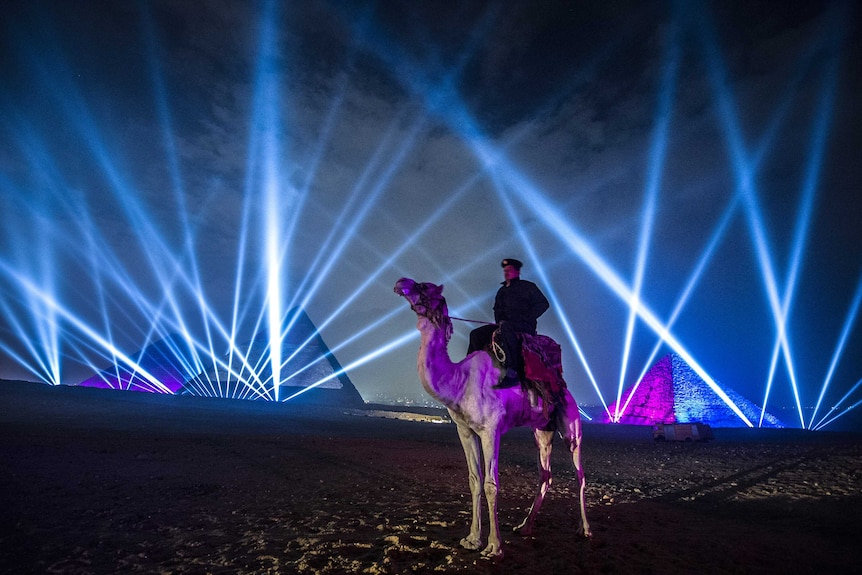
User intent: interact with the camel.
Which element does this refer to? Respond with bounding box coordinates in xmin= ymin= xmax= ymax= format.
xmin=394 ymin=277 xmax=591 ymax=559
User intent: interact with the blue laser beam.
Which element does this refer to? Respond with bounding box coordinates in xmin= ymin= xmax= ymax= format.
xmin=484 ymin=150 xmax=753 ymax=426
xmin=809 ymin=271 xmax=862 ymax=429
xmin=692 ymin=3 xmax=808 ymax=426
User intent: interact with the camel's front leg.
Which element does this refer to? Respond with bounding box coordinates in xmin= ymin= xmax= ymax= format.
xmin=455 ymin=424 xmax=483 ymax=551
xmin=479 ymin=431 xmax=504 ymax=559
xmin=514 ymin=429 xmax=554 ymax=535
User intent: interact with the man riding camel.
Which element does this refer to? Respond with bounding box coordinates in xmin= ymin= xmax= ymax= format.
xmin=467 ymin=258 xmax=550 ymax=387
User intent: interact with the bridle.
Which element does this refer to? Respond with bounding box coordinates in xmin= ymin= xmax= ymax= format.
xmin=395 ymin=279 xmax=454 ymax=341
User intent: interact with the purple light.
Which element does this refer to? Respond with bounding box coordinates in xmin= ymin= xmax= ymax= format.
xmin=607 ymin=353 xmax=784 ymax=428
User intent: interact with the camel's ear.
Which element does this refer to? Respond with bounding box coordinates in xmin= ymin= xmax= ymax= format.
xmin=434 ymin=283 xmax=444 ymax=295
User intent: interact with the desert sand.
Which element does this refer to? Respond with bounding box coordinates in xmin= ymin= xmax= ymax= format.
xmin=1 ymin=379 xmax=861 ymax=574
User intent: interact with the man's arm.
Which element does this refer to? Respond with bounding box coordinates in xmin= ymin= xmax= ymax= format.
xmin=493 ymin=287 xmax=504 ymax=323
xmin=529 ymin=283 xmax=550 ymax=320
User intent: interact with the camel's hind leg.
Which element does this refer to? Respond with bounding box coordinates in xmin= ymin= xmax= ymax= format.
xmin=558 ymin=393 xmax=592 ymax=537
xmin=514 ymin=428 xmax=554 ymax=535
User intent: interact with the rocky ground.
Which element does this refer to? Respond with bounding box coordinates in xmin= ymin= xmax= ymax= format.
xmin=1 ymin=380 xmax=861 ymax=574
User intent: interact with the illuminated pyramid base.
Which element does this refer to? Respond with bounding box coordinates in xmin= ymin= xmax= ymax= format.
xmin=77 ymin=308 xmax=364 ymax=407
xmin=181 ymin=308 xmax=364 ymax=406
xmin=606 ymin=353 xmax=784 ymax=428
xmin=79 ymin=334 xmax=195 ymax=394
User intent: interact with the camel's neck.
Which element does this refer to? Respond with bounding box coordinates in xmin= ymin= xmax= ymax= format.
xmin=416 ymin=317 xmax=463 ymax=406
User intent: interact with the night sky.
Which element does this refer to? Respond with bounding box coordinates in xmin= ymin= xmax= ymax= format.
xmin=1 ymin=1 xmax=860 ymax=429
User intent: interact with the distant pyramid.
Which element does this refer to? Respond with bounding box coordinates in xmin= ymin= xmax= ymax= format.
xmin=606 ymin=353 xmax=783 ymax=428
xmin=78 ymin=333 xmax=197 ymax=394
xmin=182 ymin=307 xmax=364 ymax=407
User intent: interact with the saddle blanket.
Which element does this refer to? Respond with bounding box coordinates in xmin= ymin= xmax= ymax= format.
xmin=521 ymin=333 xmax=564 ymax=385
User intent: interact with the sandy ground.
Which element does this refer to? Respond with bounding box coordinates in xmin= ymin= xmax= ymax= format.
xmin=1 ymin=380 xmax=861 ymax=575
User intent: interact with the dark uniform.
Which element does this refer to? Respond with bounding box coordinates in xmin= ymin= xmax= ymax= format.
xmin=468 ymin=261 xmax=549 ymax=384
xmin=492 ymin=276 xmax=549 ymax=335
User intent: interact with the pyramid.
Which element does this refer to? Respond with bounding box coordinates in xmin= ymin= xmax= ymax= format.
xmin=605 ymin=353 xmax=784 ymax=428
xmin=182 ymin=307 xmax=364 ymax=407
xmin=78 ymin=333 xmax=197 ymax=394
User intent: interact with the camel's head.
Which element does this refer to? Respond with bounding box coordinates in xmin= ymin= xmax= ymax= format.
xmin=394 ymin=278 xmax=452 ymax=338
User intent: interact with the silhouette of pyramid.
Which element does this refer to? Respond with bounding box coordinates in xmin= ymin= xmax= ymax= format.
xmin=606 ymin=353 xmax=784 ymax=428
xmin=183 ymin=307 xmax=364 ymax=407
xmin=78 ymin=333 xmax=197 ymax=394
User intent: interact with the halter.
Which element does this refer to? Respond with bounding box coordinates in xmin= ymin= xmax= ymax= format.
xmin=396 ymin=279 xmax=453 ymax=342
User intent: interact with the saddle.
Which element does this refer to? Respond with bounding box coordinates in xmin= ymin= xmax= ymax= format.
xmin=490 ymin=332 xmax=568 ymax=417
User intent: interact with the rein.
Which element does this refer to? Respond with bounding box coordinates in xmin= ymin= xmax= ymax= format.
xmin=450 ymin=316 xmax=495 ymax=326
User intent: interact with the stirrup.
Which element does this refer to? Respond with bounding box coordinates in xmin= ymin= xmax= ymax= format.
xmin=491 ymin=340 xmax=506 ymax=364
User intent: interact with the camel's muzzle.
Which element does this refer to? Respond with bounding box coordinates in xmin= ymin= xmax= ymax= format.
xmin=393 ymin=278 xmax=415 ymax=298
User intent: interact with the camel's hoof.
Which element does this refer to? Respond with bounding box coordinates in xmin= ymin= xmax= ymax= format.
xmin=480 ymin=545 xmax=504 ymax=560
xmin=513 ymin=522 xmax=533 ymax=536
xmin=577 ymin=525 xmax=593 ymax=538
xmin=459 ymin=537 xmax=482 ymax=551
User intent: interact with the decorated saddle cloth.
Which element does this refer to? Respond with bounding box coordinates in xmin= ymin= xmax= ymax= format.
xmin=519 ymin=333 xmax=568 ymax=416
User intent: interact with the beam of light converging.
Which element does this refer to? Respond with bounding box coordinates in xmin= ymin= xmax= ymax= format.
xmin=282 ymin=331 xmax=418 ymax=402
xmin=7 ymin=133 xmax=152 ymax=388
xmin=620 ymin=39 xmax=814 ymax=423
xmin=0 ymin=287 xmax=58 ymax=385
xmin=812 ymin=378 xmax=862 ymax=432
xmin=0 ymin=173 xmax=61 ymax=385
xmin=615 ymin=16 xmax=679 ymax=421
xmin=620 ymin=193 xmax=739 ymax=419
xmin=0 ymin=260 xmax=173 ymax=394
xmin=275 ymin=137 xmax=508 ymax=383
xmin=253 ymin=114 xmax=428 ymax=391
xmin=264 ymin=120 xmax=434 ymax=385
xmin=760 ymin=41 xmax=840 ymax=427
xmin=809 ymin=271 xmax=862 ymax=430
xmin=36 ymin=239 xmax=61 ymax=386
xmin=254 ymin=27 xmax=373 ymax=377
xmin=0 ymin=339 xmax=51 ymax=384
xmin=279 ymin=113 xmax=422 ymax=325
xmin=15 ymin=231 xmax=61 ymax=386
xmin=692 ymin=4 xmax=806 ymax=427
xmin=4 ymin=141 xmax=272 ymax=397
xmin=15 ymin=25 xmax=232 ymax=393
xmin=0 ymin=188 xmax=62 ymax=385
xmin=242 ymin=0 xmax=438 ymax=396
xmin=230 ymin=20 xmax=426 ymax=374
xmin=5 ymin=122 xmax=219 ymax=393
xmin=251 ymin=0 xmax=288 ymax=400
xmin=279 ymin=307 xmax=404 ymax=386
xmin=477 ymin=145 xmax=753 ymax=426
xmin=224 ymin=0 xmax=284 ymax=397
xmin=34 ymin=4 xmax=265 ymax=396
